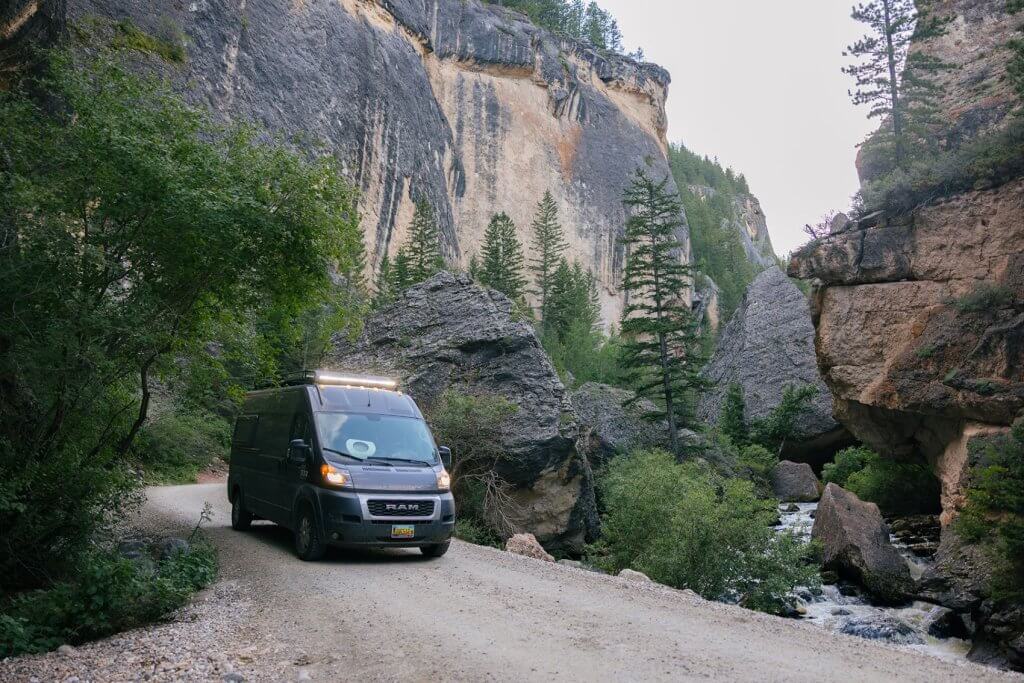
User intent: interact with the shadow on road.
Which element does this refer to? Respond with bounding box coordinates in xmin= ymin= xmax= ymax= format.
xmin=237 ymin=521 xmax=441 ymax=566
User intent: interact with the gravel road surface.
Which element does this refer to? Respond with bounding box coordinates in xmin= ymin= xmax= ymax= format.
xmin=4 ymin=483 xmax=1020 ymax=682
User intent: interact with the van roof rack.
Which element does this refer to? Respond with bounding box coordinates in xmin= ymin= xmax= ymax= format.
xmin=281 ymin=370 xmax=399 ymax=391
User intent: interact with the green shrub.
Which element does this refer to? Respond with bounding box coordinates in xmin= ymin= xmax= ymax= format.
xmin=748 ymin=384 xmax=817 ymax=454
xmin=454 ymin=518 xmax=503 ymax=548
xmin=823 ymin=447 xmax=940 ymax=516
xmin=718 ymin=384 xmax=749 ymax=447
xmin=133 ymin=409 xmax=231 ymax=484
xmin=588 ymin=450 xmax=819 ymax=614
xmin=957 ymin=420 xmax=1024 ymax=599
xmin=821 ymin=446 xmax=874 ymax=487
xmin=949 ymin=283 xmax=1015 ymax=313
xmin=0 ymin=541 xmax=217 ymax=657
xmin=738 ymin=443 xmax=777 ymax=479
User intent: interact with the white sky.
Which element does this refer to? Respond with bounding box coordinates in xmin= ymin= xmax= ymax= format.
xmin=598 ymin=0 xmax=878 ymax=256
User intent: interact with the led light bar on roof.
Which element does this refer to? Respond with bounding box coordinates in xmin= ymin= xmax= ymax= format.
xmin=313 ymin=371 xmax=398 ymax=390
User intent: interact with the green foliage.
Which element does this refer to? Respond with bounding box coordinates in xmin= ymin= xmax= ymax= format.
xmin=821 ymin=446 xmax=874 ymax=487
xmin=949 ymin=283 xmax=1015 ymax=313
xmin=0 ymin=541 xmax=217 ymax=657
xmin=823 ymin=447 xmax=940 ymax=516
xmin=844 ymin=0 xmax=951 ymax=174
xmin=401 ymin=200 xmax=445 ymax=286
xmin=427 ymin=391 xmax=519 ymax=537
xmin=454 ymin=516 xmax=504 ymax=549
xmin=132 ymin=408 xmax=230 ymax=484
xmin=748 ymin=385 xmax=817 ymax=455
xmin=667 ymin=143 xmax=759 ymax=322
xmin=373 ymin=254 xmax=396 ymax=309
xmin=588 ymin=450 xmax=819 ymax=614
xmin=957 ymin=420 xmax=1024 ymax=598
xmin=111 ymin=19 xmax=186 ymax=63
xmin=529 ymin=191 xmax=569 ymax=331
xmin=488 ymin=0 xmax=624 ymax=53
xmin=738 ymin=443 xmax=777 ymax=480
xmin=477 ymin=212 xmax=528 ymax=301
xmin=619 ymin=170 xmax=706 ymax=455
xmin=0 ymin=52 xmax=364 ymax=590
xmin=719 ymin=384 xmax=749 ymax=446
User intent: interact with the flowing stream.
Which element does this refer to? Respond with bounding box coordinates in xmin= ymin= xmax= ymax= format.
xmin=775 ymin=503 xmax=971 ymax=662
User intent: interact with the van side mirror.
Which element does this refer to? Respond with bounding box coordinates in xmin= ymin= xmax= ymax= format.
xmin=289 ymin=438 xmax=311 ymax=463
xmin=438 ymin=446 xmax=452 ymax=470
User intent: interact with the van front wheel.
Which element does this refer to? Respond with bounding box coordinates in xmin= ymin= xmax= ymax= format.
xmin=294 ymin=505 xmax=326 ymax=561
xmin=231 ymin=493 xmax=253 ymax=531
xmin=420 ymin=541 xmax=450 ymax=558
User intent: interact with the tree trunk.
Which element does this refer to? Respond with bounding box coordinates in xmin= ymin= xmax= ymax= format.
xmin=883 ymin=0 xmax=904 ymax=169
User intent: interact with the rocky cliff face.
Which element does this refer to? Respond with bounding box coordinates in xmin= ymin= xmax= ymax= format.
xmin=697 ymin=267 xmax=848 ymax=462
xmin=690 ymin=184 xmax=777 ymax=270
xmin=6 ymin=0 xmax=687 ymax=326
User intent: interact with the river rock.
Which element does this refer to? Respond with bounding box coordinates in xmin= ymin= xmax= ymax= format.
xmin=328 ymin=273 xmax=597 ymax=552
xmin=839 ymin=616 xmax=924 ymax=645
xmin=505 ymin=533 xmax=555 ymax=563
xmin=769 ymin=461 xmax=822 ymax=502
xmin=812 ymin=483 xmax=913 ymax=603
xmin=696 ymin=267 xmax=849 ymax=461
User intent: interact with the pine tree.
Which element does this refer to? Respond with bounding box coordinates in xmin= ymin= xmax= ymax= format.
xmin=405 ymin=200 xmax=444 ymax=283
xmin=619 ymin=170 xmax=705 ymax=458
xmin=467 ymin=253 xmax=481 ymax=281
xmin=843 ymin=0 xmax=950 ymax=171
xmin=529 ymin=191 xmax=568 ymax=331
xmin=373 ymin=253 xmax=395 ymax=309
xmin=719 ymin=383 xmax=749 ymax=446
xmin=478 ymin=212 xmax=528 ymax=300
xmin=391 ymin=248 xmax=413 ymax=292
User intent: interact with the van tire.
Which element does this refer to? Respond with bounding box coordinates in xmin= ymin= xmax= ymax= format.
xmin=294 ymin=504 xmax=326 ymax=561
xmin=420 ymin=541 xmax=450 ymax=558
xmin=231 ymin=492 xmax=253 ymax=531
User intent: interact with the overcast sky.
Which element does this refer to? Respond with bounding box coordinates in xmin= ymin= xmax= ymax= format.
xmin=598 ymin=0 xmax=877 ymax=256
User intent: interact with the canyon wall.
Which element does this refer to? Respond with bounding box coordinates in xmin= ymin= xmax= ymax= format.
xmin=2 ymin=0 xmax=687 ymax=326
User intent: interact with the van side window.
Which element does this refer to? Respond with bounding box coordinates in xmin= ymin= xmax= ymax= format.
xmin=290 ymin=412 xmax=310 ymax=444
xmin=233 ymin=415 xmax=259 ymax=446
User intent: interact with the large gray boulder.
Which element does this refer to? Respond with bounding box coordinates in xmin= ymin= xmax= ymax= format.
xmin=326 ymin=272 xmax=597 ymax=551
xmin=770 ymin=461 xmax=821 ymax=502
xmin=812 ymin=483 xmax=913 ymax=603
xmin=697 ymin=267 xmax=848 ymax=459
xmin=571 ymin=383 xmax=667 ymax=462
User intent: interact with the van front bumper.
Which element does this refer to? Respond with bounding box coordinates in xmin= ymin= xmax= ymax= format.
xmin=316 ymin=489 xmax=456 ymax=547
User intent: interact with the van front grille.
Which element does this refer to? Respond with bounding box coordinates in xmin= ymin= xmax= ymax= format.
xmin=367 ymin=500 xmax=435 ymax=517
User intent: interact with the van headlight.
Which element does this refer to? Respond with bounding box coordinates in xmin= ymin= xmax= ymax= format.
xmin=321 ymin=463 xmax=353 ymax=488
xmin=436 ymin=470 xmax=451 ymax=491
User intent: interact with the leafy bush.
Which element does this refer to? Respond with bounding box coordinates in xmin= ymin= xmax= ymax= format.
xmin=738 ymin=443 xmax=777 ymax=480
xmin=427 ymin=391 xmax=519 ymax=538
xmin=453 ymin=517 xmax=503 ymax=549
xmin=957 ymin=420 xmax=1024 ymax=599
xmin=718 ymin=383 xmax=749 ymax=446
xmin=132 ymin=409 xmax=231 ymax=484
xmin=949 ymin=283 xmax=1015 ymax=313
xmin=0 ymin=541 xmax=217 ymax=657
xmin=823 ymin=447 xmax=940 ymax=516
xmin=748 ymin=384 xmax=817 ymax=455
xmin=588 ymin=450 xmax=819 ymax=614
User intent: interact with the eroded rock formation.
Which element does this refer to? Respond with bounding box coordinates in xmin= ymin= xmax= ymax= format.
xmin=9 ymin=0 xmax=688 ymax=325
xmin=326 ymin=272 xmax=597 ymax=551
xmin=697 ymin=267 xmax=849 ymax=461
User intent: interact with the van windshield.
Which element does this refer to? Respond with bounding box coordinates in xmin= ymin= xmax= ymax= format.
xmin=315 ymin=412 xmax=438 ymax=465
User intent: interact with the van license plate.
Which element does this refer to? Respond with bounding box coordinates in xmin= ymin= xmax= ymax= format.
xmin=391 ymin=525 xmax=415 ymax=539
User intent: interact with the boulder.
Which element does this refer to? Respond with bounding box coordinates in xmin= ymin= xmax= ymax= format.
xmin=505 ymin=533 xmax=555 ymax=563
xmin=571 ymin=382 xmax=668 ymax=461
xmin=158 ymin=537 xmax=190 ymax=561
xmin=618 ymin=569 xmax=652 ymax=583
xmin=327 ymin=273 xmax=598 ymax=552
xmin=811 ymin=483 xmax=913 ymax=603
xmin=697 ymin=267 xmax=849 ymax=462
xmin=769 ymin=461 xmax=822 ymax=502
xmin=839 ymin=616 xmax=924 ymax=645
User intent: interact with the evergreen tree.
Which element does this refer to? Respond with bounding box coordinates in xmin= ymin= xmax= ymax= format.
xmin=619 ymin=170 xmax=705 ymax=457
xmin=373 ymin=254 xmax=395 ymax=309
xmin=478 ymin=212 xmax=528 ymax=300
xmin=843 ymin=0 xmax=951 ymax=171
xmin=391 ymin=248 xmax=413 ymax=292
xmin=529 ymin=191 xmax=568 ymax=331
xmin=719 ymin=383 xmax=749 ymax=446
xmin=405 ymin=200 xmax=444 ymax=283
xmin=467 ymin=253 xmax=481 ymax=281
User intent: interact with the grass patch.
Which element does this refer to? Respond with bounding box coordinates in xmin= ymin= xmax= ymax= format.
xmin=949 ymin=283 xmax=1015 ymax=313
xmin=112 ymin=19 xmax=186 ymax=63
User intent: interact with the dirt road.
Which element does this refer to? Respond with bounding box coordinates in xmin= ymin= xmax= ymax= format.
xmin=127 ymin=484 xmax=1023 ymax=682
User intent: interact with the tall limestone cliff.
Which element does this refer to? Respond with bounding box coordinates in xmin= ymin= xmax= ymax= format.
xmin=689 ymin=184 xmax=777 ymax=270
xmin=2 ymin=0 xmax=688 ymax=326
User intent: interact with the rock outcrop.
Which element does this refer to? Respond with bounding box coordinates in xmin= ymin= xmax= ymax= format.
xmin=812 ymin=484 xmax=913 ymax=604
xmin=8 ymin=0 xmax=688 ymax=326
xmin=505 ymin=533 xmax=555 ymax=563
xmin=769 ymin=461 xmax=821 ymax=502
xmin=689 ymin=185 xmax=776 ymax=270
xmin=326 ymin=272 xmax=597 ymax=551
xmin=571 ymin=382 xmax=667 ymax=462
xmin=697 ymin=267 xmax=849 ymax=460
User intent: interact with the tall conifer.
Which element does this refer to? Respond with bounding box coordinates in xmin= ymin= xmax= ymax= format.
xmin=529 ymin=191 xmax=568 ymax=330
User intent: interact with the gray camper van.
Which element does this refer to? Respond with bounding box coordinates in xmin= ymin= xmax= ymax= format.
xmin=227 ymin=371 xmax=455 ymax=560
